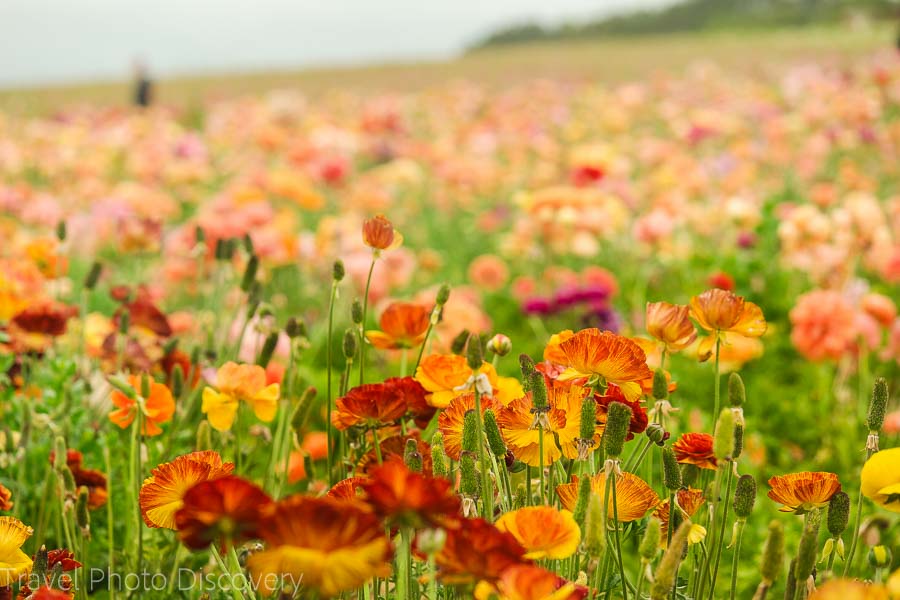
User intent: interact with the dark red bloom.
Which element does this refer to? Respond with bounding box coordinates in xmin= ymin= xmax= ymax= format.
xmin=174 ymin=475 xmax=273 ymax=550
xmin=427 ymin=518 xmax=530 ymax=584
xmin=10 ymin=301 xmax=77 ymax=336
xmin=49 ymin=450 xmax=108 ymax=509
xmin=361 ymin=458 xmax=460 ymax=528
xmin=595 ymin=385 xmax=648 ymax=441
xmin=385 ymin=376 xmax=434 ymax=428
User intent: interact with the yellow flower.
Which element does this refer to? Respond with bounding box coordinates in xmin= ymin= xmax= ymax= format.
xmin=0 ymin=516 xmax=34 ymax=587
xmin=861 ymin=448 xmax=900 ymax=514
xmin=690 ymin=289 xmax=767 ymax=362
xmin=556 ymin=472 xmax=660 ymax=521
xmin=201 ymin=362 xmax=279 ymax=432
xmin=415 ymin=354 xmax=523 ymax=409
xmin=495 ymin=506 xmax=581 ymax=560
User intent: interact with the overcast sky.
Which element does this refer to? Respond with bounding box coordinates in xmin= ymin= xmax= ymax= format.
xmin=1 ymin=0 xmax=675 ymax=88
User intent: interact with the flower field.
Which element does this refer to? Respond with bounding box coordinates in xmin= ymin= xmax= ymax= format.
xmin=1 ymin=34 xmax=900 ymax=600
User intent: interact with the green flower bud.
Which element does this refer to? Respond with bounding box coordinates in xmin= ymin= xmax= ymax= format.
xmin=662 ymin=446 xmax=682 ymax=492
xmin=450 ymin=329 xmax=470 ymax=355
xmin=827 ymin=491 xmax=850 ymax=538
xmin=529 ymin=372 xmax=548 ymax=410
xmin=732 ymin=474 xmax=757 ymax=519
xmin=171 ymin=364 xmax=184 ymax=398
xmin=343 ymin=328 xmax=358 ymax=360
xmin=285 ymin=317 xmax=306 ymax=339
xmin=194 ymin=226 xmax=206 ymax=244
xmin=118 ymin=311 xmax=130 ymax=335
xmin=483 ymin=410 xmax=507 ymax=458
xmin=572 ymin=477 xmax=592 ymax=535
xmin=404 ymin=438 xmax=423 ymax=473
xmin=61 ymin=466 xmax=77 ymax=495
xmin=141 ymin=373 xmax=151 ymax=400
xmin=53 ymin=437 xmax=68 ymax=470
xmin=652 ymin=369 xmax=668 ymax=400
xmin=681 ymin=464 xmax=700 ymax=488
xmin=76 ymin=486 xmax=91 ymax=534
xmin=214 ymin=238 xmax=227 ymax=261
xmin=728 ymin=372 xmax=745 ymax=407
xmin=604 ymin=401 xmax=633 ymax=459
xmin=518 ymin=354 xmax=536 ymax=379
xmin=795 ymin=510 xmax=821 ymax=584
xmin=242 ymin=233 xmax=254 ymax=255
xmin=436 ymin=284 xmax=451 ymax=306
xmin=196 ymin=420 xmax=212 ymax=451
xmin=867 ymin=377 xmax=889 ymax=433
xmin=332 ymin=260 xmax=345 ymax=282
xmin=868 ymin=545 xmax=892 ymax=569
xmin=256 ymin=332 xmax=279 ymax=367
xmin=56 ymin=220 xmax=67 ymax=242
xmin=646 ymin=422 xmax=669 ymax=446
xmin=351 ymin=299 xmax=364 ymax=325
xmin=84 ymin=261 xmax=103 ymax=290
xmin=640 ymin=517 xmax=662 ymax=561
xmin=487 ymin=334 xmax=512 ymax=357
xmin=650 ymin=521 xmax=691 ymax=600
xmin=713 ymin=408 xmax=735 ymax=462
xmin=431 ymin=434 xmax=449 ymax=478
xmin=459 ymin=452 xmax=479 ymax=497
xmin=466 ymin=334 xmax=483 ymax=371
xmin=462 ymin=410 xmax=479 ymax=454
xmin=732 ymin=424 xmax=744 ymax=460
xmin=33 ymin=545 xmax=49 ymax=580
xmin=240 ymin=255 xmax=259 ymax=292
xmin=585 ymin=492 xmax=607 ymax=559
xmin=579 ymin=395 xmax=597 ymax=441
xmin=760 ymin=520 xmax=784 ymax=585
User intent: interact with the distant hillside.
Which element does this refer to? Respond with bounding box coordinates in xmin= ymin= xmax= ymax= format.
xmin=471 ymin=0 xmax=898 ymax=49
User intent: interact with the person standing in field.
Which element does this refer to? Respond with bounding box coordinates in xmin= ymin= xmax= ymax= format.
xmin=133 ymin=60 xmax=153 ymax=107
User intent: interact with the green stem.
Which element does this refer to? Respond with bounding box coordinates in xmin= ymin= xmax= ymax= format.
xmin=729 ymin=520 xmax=745 ymax=600
xmin=713 ymin=335 xmax=721 ymax=427
xmin=326 ymin=280 xmax=338 ymax=485
xmin=397 ymin=528 xmax=412 ymax=600
xmin=709 ymin=467 xmax=735 ymax=599
xmin=610 ymin=469 xmax=629 ymax=600
xmin=473 ymin=388 xmax=494 ymax=520
xmin=359 ymin=257 xmax=377 ymax=385
xmin=843 ymin=444 xmax=876 ymax=576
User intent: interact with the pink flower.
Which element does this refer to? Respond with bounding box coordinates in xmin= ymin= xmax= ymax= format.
xmin=789 ymin=290 xmax=858 ymax=361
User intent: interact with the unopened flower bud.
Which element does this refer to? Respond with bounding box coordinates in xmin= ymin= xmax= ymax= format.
xmin=56 ymin=220 xmax=67 ymax=242
xmin=84 ymin=262 xmax=103 ymax=290
xmin=404 ymin=439 xmax=423 ymax=473
xmin=61 ymin=466 xmax=77 ymax=495
xmin=76 ymin=486 xmax=91 ymax=535
xmin=732 ymin=424 xmax=744 ymax=460
xmin=867 ymin=377 xmax=889 ymax=433
xmin=240 ymin=255 xmax=259 ymax=292
xmin=462 ymin=410 xmax=479 ymax=454
xmin=118 ymin=311 xmax=130 ymax=335
xmin=662 ymin=446 xmax=682 ymax=491
xmin=827 ymin=491 xmax=850 ymax=538
xmin=256 ymin=332 xmax=279 ymax=368
xmin=171 ymin=364 xmax=184 ymax=398
xmin=285 ymin=317 xmax=306 ymax=339
xmin=431 ymin=434 xmax=449 ymax=478
xmin=291 ymin=387 xmax=317 ymax=433
xmin=450 ymin=329 xmax=470 ymax=355
xmin=585 ymin=492 xmax=607 ymax=559
xmin=141 ymin=373 xmax=151 ymax=400
xmin=487 ymin=334 xmax=512 ymax=357
xmin=194 ymin=226 xmax=206 ymax=244
xmin=342 ymin=329 xmax=358 ymax=360
xmin=733 ymin=474 xmax=756 ymax=519
xmin=53 ymin=437 xmax=68 ymax=470
xmin=604 ymin=402 xmax=633 ymax=459
xmin=196 ymin=420 xmax=212 ymax=451
xmin=652 ymin=369 xmax=668 ymax=400
xmin=435 ymin=284 xmax=451 ymax=306
xmin=529 ymin=372 xmax=548 ymax=410
xmin=518 ymin=354 xmax=536 ymax=379
xmin=578 ymin=395 xmax=597 ymax=441
xmin=332 ymin=260 xmax=345 ymax=282
xmin=868 ymin=545 xmax=892 ymax=569
xmin=760 ymin=520 xmax=784 ymax=585
xmin=459 ymin=452 xmax=479 ymax=498
xmin=466 ymin=334 xmax=483 ymax=371
xmin=795 ymin=509 xmax=821 ymax=584
xmin=650 ymin=521 xmax=691 ymax=600
xmin=572 ymin=477 xmax=592 ymax=534
xmin=33 ymin=545 xmax=49 ymax=580
xmin=483 ymin=410 xmax=507 ymax=458
xmin=646 ymin=422 xmax=669 ymax=446
xmin=713 ymin=408 xmax=735 ymax=462
xmin=351 ymin=300 xmax=364 ymax=325
xmin=640 ymin=517 xmax=662 ymax=561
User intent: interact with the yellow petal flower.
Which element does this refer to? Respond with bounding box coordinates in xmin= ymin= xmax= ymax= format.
xmin=861 ymin=448 xmax=900 ymax=514
xmin=201 ymin=388 xmax=239 ymax=432
xmin=0 ymin=516 xmax=34 ymax=587
xmin=250 ymin=383 xmax=280 ymax=423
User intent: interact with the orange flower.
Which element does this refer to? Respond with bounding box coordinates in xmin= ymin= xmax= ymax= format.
xmin=495 ymin=506 xmax=580 ymax=560
xmin=247 ymin=496 xmax=392 ymax=597
xmin=332 ymin=382 xmax=409 ymax=430
xmin=139 ymin=451 xmax=234 ymax=529
xmin=809 ymin=578 xmax=891 ymax=599
xmin=429 ymin=517 xmax=529 ymax=585
xmin=361 ymin=458 xmax=460 ymax=528
xmin=439 ymin=393 xmax=498 ymax=460
xmin=556 ymin=329 xmax=652 ymax=401
xmin=174 ymin=475 xmax=272 ymax=550
xmin=690 ymin=289 xmax=767 ymax=361
xmin=365 ymin=302 xmax=431 ymax=349
xmin=201 ymin=361 xmax=280 ymax=432
xmin=475 ymin=565 xmax=588 ymax=600
xmin=416 ymin=354 xmax=523 ymax=408
xmin=556 ymin=472 xmax=660 ymax=521
xmin=0 ymin=484 xmax=12 ymax=511
xmin=362 ymin=214 xmax=403 ymax=251
xmin=673 ymin=433 xmax=717 ymax=470
xmin=767 ymin=472 xmax=841 ymax=514
xmin=646 ymin=301 xmax=697 ymax=351
xmin=50 ymin=450 xmax=107 ymax=509
xmin=543 ymin=330 xmax=575 ymax=364
xmin=25 ymin=238 xmax=67 ymax=278
xmin=328 ymin=477 xmax=367 ymax=501
xmin=108 ymin=375 xmax=176 ymax=436
xmin=654 ymin=488 xmax=707 ymax=547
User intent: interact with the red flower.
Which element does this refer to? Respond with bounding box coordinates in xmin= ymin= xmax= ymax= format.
xmin=428 ymin=518 xmax=530 ymax=584
xmin=332 ymin=382 xmax=408 ymax=431
xmin=327 ymin=477 xmax=367 ymax=501
xmin=361 ymin=459 xmax=460 ymax=528
xmin=49 ymin=450 xmax=108 ymax=509
xmin=673 ymin=433 xmax=717 ymax=470
xmin=595 ymin=386 xmax=648 ymax=441
xmin=386 ymin=376 xmax=435 ymax=428
xmin=174 ymin=475 xmax=273 ymax=550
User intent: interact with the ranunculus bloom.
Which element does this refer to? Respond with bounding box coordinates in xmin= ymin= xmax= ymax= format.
xmin=556 ymin=472 xmax=660 ymax=521
xmin=556 ymin=328 xmax=652 ymax=401
xmin=767 ymin=471 xmax=841 ymax=514
xmin=429 ymin=517 xmax=529 ymax=585
xmin=415 ymin=354 xmax=523 ymax=408
xmin=108 ymin=375 xmax=176 ymax=436
xmin=690 ymin=289 xmax=767 ymax=361
xmin=362 ymin=214 xmax=402 ymax=251
xmin=332 ymin=381 xmax=409 ymax=431
xmin=495 ymin=506 xmax=581 ymax=560
xmin=0 ymin=516 xmax=33 ymax=586
xmin=860 ymin=448 xmax=900 ymax=514
xmin=654 ymin=488 xmax=707 ymax=547
xmin=201 ymin=361 xmax=280 ymax=432
xmin=673 ymin=433 xmax=717 ymax=470
xmin=646 ymin=301 xmax=697 ymax=351
xmin=175 ymin=475 xmax=273 ymax=549
xmin=475 ymin=565 xmax=588 ymax=600
xmin=247 ymin=496 xmax=392 ymax=597
xmin=361 ymin=458 xmax=460 ymax=528
xmin=139 ymin=451 xmax=234 ymax=529
xmin=439 ymin=392 xmax=498 ymax=460
xmin=365 ymin=301 xmax=431 ymax=349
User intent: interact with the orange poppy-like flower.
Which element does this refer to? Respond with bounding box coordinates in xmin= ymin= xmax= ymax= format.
xmin=362 ymin=214 xmax=403 ymax=251
xmin=556 ymin=329 xmax=652 ymax=401
xmin=247 ymin=496 xmax=392 ymax=597
xmin=0 ymin=484 xmax=12 ymax=511
xmin=50 ymin=450 xmax=107 ymax=509
xmin=328 ymin=477 xmax=367 ymax=501
xmin=646 ymin=301 xmax=697 ymax=351
xmin=690 ymin=289 xmax=767 ymax=361
xmin=496 ymin=385 xmax=596 ymax=467
xmin=673 ymin=433 xmax=717 ymax=470
xmin=365 ymin=302 xmax=431 ymax=349
xmin=556 ymin=472 xmax=660 ymax=521
xmin=654 ymin=488 xmax=707 ymax=547
xmin=543 ymin=330 xmax=575 ymax=365
xmin=495 ymin=506 xmax=581 ymax=560
xmin=429 ymin=517 xmax=529 ymax=585
xmin=767 ymin=472 xmax=842 ymax=514
xmin=808 ymin=578 xmax=891 ymax=599
xmin=332 ymin=381 xmax=409 ymax=430
xmin=108 ymin=375 xmax=176 ymax=436
xmin=439 ymin=393 xmax=498 ymax=460
xmin=174 ymin=475 xmax=273 ymax=550
xmin=475 ymin=565 xmax=589 ymax=600
xmin=25 ymin=238 xmax=67 ymax=278
xmin=139 ymin=451 xmax=234 ymax=529
xmin=23 ymin=586 xmax=73 ymax=600
xmin=201 ymin=361 xmax=280 ymax=432
xmin=388 ymin=376 xmax=435 ymax=428
xmin=361 ymin=458 xmax=460 ymax=528
xmin=415 ymin=354 xmax=523 ymax=408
